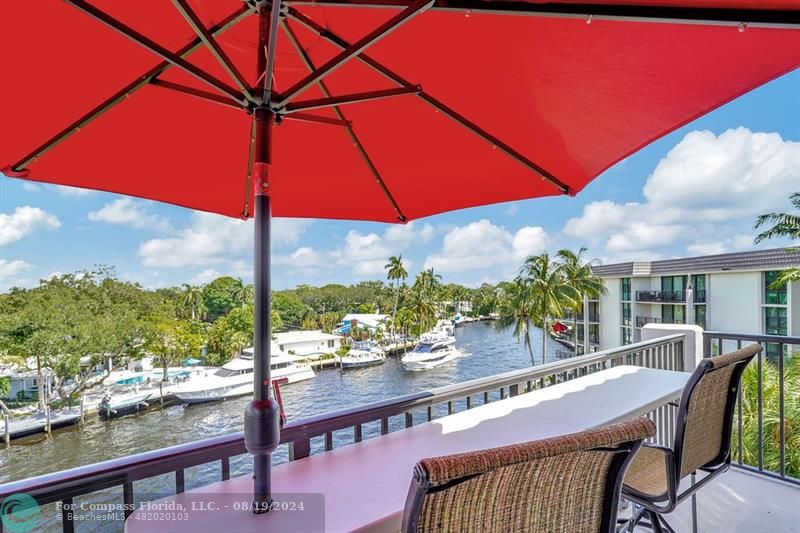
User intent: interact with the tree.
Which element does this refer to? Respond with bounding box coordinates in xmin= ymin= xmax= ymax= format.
xmin=180 ymin=284 xmax=206 ymax=321
xmin=385 ymin=256 xmax=408 ymax=341
xmin=520 ymin=253 xmax=579 ymax=361
xmin=201 ymin=276 xmax=240 ymax=321
xmin=205 ymin=305 xmax=256 ymax=365
xmin=0 ymin=375 xmax=10 ymax=415
xmin=230 ymin=279 xmax=253 ymax=308
xmin=754 ymin=191 xmax=800 ymax=288
xmin=496 ymin=277 xmax=538 ymax=366
xmin=144 ymin=308 xmax=203 ymax=382
xmin=557 ymin=248 xmax=606 ymax=354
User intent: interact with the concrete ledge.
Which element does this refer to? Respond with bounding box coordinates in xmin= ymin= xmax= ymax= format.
xmin=641 ymin=324 xmax=704 ymax=371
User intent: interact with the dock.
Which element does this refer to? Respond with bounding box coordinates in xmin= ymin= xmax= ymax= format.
xmin=5 ymin=407 xmax=82 ymax=442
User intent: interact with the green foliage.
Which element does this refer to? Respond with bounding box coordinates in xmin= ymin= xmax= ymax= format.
xmin=754 ymin=191 xmax=799 ymax=288
xmin=733 ymin=353 xmax=800 ymax=479
xmin=143 ymin=304 xmax=203 ymax=381
xmin=272 ymin=291 xmax=311 ymax=329
xmin=201 ymin=276 xmax=241 ymax=321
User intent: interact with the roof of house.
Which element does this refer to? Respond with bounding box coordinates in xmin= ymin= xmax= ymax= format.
xmin=591 ymin=248 xmax=800 ymax=277
xmin=274 ymin=330 xmax=342 ymax=345
xmin=341 ymin=314 xmax=388 ymax=329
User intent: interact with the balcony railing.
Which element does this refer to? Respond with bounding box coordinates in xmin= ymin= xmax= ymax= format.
xmin=636 ymin=290 xmax=686 ymax=303
xmin=636 ymin=316 xmax=686 ymax=328
xmin=703 ymin=331 xmax=800 ymax=487
xmin=0 ymin=335 xmax=686 ymax=532
xmin=694 ymin=289 xmax=706 ymax=303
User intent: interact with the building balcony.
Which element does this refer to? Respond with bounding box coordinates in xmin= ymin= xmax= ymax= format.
xmin=636 ymin=316 xmax=686 ymax=328
xmin=2 ymin=331 xmax=797 ymax=533
xmin=636 ymin=290 xmax=686 ymax=303
xmin=694 ymin=289 xmax=706 ymax=303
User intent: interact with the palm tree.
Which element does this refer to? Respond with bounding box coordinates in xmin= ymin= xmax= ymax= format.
xmin=557 ymin=248 xmax=606 ymax=354
xmin=408 ymin=292 xmax=437 ymax=335
xmin=180 ymin=284 xmax=206 ymax=321
xmin=496 ymin=276 xmax=537 ymax=366
xmin=754 ymin=191 xmax=800 ymax=288
xmin=230 ymin=279 xmax=252 ymax=308
xmin=385 ymin=255 xmax=408 ymax=341
xmin=521 ymin=253 xmax=579 ymax=360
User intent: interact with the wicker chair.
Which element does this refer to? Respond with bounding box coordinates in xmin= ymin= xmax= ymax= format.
xmin=622 ymin=343 xmax=763 ymax=533
xmin=401 ymin=417 xmax=656 ymax=533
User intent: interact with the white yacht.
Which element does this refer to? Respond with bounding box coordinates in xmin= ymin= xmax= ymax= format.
xmin=173 ymin=346 xmax=315 ymax=404
xmin=401 ymin=330 xmax=467 ymax=371
xmin=434 ymin=318 xmax=455 ymax=336
xmin=339 ymin=341 xmax=385 ymax=369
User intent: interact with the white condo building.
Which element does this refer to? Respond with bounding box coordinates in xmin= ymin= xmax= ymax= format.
xmin=577 ymin=248 xmax=800 ymax=360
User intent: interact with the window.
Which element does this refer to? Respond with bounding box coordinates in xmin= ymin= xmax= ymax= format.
xmin=765 ymin=307 xmax=788 ymax=336
xmin=692 ymin=274 xmax=706 ymax=303
xmin=588 ymin=301 xmax=599 ymax=322
xmin=621 ymin=278 xmax=631 ymax=301
xmin=622 ymin=303 xmax=631 ymax=327
xmin=694 ymin=305 xmax=706 ymax=329
xmin=621 ymin=327 xmax=632 ymax=345
xmin=765 ymin=271 xmax=788 ymax=305
xmin=327 ymin=340 xmax=335 ymax=348
xmin=662 ymin=305 xmax=685 ymax=324
xmin=589 ymin=324 xmax=599 ymax=344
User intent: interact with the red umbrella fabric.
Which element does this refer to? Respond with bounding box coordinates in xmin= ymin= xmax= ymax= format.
xmin=2 ymin=1 xmax=799 ymax=223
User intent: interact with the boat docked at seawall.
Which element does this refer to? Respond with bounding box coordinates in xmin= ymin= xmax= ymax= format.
xmin=172 ymin=346 xmax=315 ymax=405
xmin=401 ymin=330 xmax=467 ymax=371
xmin=98 ymin=391 xmax=153 ymax=419
xmin=339 ymin=341 xmax=386 ymax=369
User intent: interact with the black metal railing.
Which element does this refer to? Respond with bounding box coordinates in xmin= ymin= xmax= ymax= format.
xmin=0 ymin=335 xmax=686 ymax=532
xmin=703 ymin=331 xmax=800 ymax=486
xmin=636 ymin=290 xmax=686 ymax=303
xmin=636 ymin=316 xmax=686 ymax=328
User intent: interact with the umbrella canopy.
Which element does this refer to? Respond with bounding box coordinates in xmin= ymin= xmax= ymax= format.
xmin=2 ymin=0 xmax=799 ymax=510
xmin=2 ymin=1 xmax=799 ymax=222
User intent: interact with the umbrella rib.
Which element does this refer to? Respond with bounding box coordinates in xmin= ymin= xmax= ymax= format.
xmin=284 ymin=113 xmax=352 ymax=127
xmin=287 ymin=8 xmax=572 ymax=196
xmin=282 ymin=86 xmax=422 ymax=114
xmin=281 ymin=19 xmax=408 ymax=223
xmin=275 ymin=0 xmax=434 ymax=108
xmin=150 ymin=79 xmax=244 ymax=111
xmin=287 ymin=1 xmax=800 ymax=28
xmin=65 ymin=0 xmax=247 ymax=107
xmin=171 ymin=0 xmax=255 ymax=103
xmin=6 ymin=4 xmax=253 ymax=174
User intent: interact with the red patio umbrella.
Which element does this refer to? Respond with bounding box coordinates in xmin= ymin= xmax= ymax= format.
xmin=2 ymin=0 xmax=799 ymax=510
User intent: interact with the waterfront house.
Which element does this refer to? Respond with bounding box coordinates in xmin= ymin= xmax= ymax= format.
xmin=273 ymin=330 xmax=342 ymax=358
xmin=0 ymin=366 xmax=53 ymax=403
xmin=336 ymin=313 xmax=389 ymax=335
xmin=578 ymin=248 xmax=800 ymax=357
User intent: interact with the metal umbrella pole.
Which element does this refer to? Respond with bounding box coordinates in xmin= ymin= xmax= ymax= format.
xmin=243 ymin=0 xmax=282 ymax=514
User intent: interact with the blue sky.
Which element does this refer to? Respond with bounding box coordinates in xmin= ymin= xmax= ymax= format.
xmin=1 ymin=70 xmax=798 ymax=291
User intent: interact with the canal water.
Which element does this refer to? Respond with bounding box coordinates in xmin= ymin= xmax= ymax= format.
xmin=1 ymin=322 xmax=564 ymax=531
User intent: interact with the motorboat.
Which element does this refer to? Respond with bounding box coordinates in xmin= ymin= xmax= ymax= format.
xmin=172 ymin=346 xmax=315 ymax=405
xmin=98 ymin=391 xmax=152 ymax=419
xmin=401 ymin=330 xmax=467 ymax=371
xmin=434 ymin=318 xmax=455 ymax=336
xmin=339 ymin=341 xmax=385 ymax=369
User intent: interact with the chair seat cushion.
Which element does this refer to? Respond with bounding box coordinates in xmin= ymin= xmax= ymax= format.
xmin=623 ymin=445 xmax=670 ymax=501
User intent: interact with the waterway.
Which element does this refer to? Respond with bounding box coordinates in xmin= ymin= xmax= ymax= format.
xmin=1 ymin=322 xmax=566 ymax=531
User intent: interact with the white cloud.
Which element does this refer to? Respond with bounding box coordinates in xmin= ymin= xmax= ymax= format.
xmin=424 ymin=219 xmax=548 ymax=273
xmin=22 ymin=183 xmax=41 ymax=192
xmin=0 ymin=259 xmax=31 ymax=289
xmin=188 ymin=269 xmax=222 ymax=285
xmin=562 ymin=128 xmax=799 ymax=261
xmin=138 ymin=213 xmax=311 ymax=268
xmin=332 ymin=221 xmax=432 ymax=276
xmin=54 ymin=185 xmax=93 ymax=197
xmin=88 ymin=198 xmax=173 ymax=233
xmin=0 ymin=206 xmax=61 ymax=246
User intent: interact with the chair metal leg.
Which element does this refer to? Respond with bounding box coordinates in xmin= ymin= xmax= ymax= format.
xmin=649 ymin=511 xmax=665 ymax=533
xmin=691 ymin=472 xmax=698 ymax=533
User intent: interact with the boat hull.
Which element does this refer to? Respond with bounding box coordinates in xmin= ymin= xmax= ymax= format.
xmin=401 ymin=350 xmax=465 ymax=371
xmin=340 ymin=358 xmax=384 ymax=369
xmin=174 ymin=367 xmax=316 ymax=405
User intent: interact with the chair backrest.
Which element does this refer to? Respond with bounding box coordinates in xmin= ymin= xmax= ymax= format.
xmin=672 ymin=343 xmax=762 ymax=479
xmin=401 ymin=418 xmax=656 ymax=533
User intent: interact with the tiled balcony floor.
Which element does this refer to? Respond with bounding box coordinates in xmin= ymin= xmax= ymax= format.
xmin=633 ymin=468 xmax=799 ymax=533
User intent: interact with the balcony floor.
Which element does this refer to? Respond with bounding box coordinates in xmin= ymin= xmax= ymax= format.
xmin=633 ymin=468 xmax=800 ymax=533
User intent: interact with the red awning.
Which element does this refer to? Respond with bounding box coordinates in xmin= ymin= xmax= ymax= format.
xmin=2 ymin=1 xmax=799 ymax=222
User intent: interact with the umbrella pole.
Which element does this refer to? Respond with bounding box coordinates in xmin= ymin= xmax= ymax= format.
xmin=244 ymin=3 xmax=281 ymax=513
